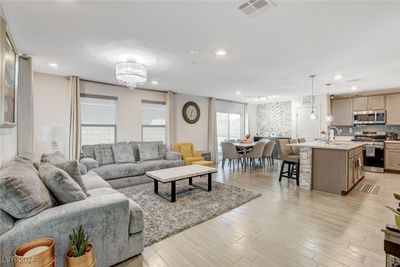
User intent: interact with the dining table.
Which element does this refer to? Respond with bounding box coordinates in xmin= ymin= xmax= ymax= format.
xmin=233 ymin=142 xmax=256 ymax=171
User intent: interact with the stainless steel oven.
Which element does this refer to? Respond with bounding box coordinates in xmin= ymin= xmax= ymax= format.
xmin=353 ymin=110 xmax=386 ymax=125
xmin=362 ymin=142 xmax=385 ymax=173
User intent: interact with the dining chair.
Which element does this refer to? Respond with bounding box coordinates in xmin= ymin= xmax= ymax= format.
xmin=289 ymin=139 xmax=300 ymax=155
xmin=277 ymin=139 xmax=300 ymax=185
xmin=221 ymin=142 xmax=243 ymax=170
xmin=298 ymin=138 xmax=306 ymax=143
xmin=262 ymin=142 xmax=275 ymax=166
xmin=246 ymin=142 xmax=265 ymax=168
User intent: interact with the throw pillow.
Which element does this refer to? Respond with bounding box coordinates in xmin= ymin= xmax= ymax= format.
xmin=38 ymin=163 xmax=87 ymax=204
xmin=158 ymin=144 xmax=168 ymax=159
xmin=112 ymin=142 xmax=135 ymax=163
xmin=0 ymin=161 xmax=54 ymax=219
xmin=0 ymin=210 xmax=14 ymax=235
xmin=138 ymin=143 xmax=160 ymax=161
xmin=94 ymin=144 xmax=114 ymax=166
xmin=41 ymin=151 xmax=67 ymax=165
xmin=54 ymin=160 xmax=89 ymax=196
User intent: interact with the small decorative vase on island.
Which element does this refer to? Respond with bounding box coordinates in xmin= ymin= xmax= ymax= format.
xmin=65 ymin=225 xmax=96 ymax=267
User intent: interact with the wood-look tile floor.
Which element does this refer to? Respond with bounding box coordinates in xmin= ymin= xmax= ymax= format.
xmin=116 ymin=162 xmax=400 ymax=267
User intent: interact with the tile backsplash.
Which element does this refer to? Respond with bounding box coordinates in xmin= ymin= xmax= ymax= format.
xmin=337 ymin=125 xmax=400 ymax=136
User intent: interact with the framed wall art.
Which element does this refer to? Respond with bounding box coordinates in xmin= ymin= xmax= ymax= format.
xmin=0 ymin=16 xmax=18 ymax=128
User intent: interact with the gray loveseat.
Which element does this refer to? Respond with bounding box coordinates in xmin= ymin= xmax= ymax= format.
xmin=0 ymin=154 xmax=144 ymax=267
xmin=81 ymin=141 xmax=184 ymax=188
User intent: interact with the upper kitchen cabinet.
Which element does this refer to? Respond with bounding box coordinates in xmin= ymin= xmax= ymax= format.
xmin=353 ymin=97 xmax=368 ymax=111
xmin=386 ymin=94 xmax=400 ymax=125
xmin=332 ymin=98 xmax=353 ymax=126
xmin=353 ymin=96 xmax=385 ymax=111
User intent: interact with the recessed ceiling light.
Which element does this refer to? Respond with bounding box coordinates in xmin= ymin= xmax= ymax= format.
xmin=151 ymin=80 xmax=159 ymax=85
xmin=189 ymin=49 xmax=200 ymax=55
xmin=48 ymin=63 xmax=59 ymax=68
xmin=351 ymin=86 xmax=358 ymax=90
xmin=334 ymin=74 xmax=343 ymax=80
xmin=215 ymin=49 xmax=227 ymax=57
xmin=235 ymin=91 xmax=241 ymax=95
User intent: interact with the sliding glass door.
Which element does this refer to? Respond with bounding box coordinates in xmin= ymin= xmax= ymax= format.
xmin=216 ymin=112 xmax=243 ymax=159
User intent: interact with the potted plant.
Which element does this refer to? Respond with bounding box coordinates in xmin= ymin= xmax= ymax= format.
xmin=65 ymin=225 xmax=96 ymax=267
xmin=386 ymin=193 xmax=400 ymax=228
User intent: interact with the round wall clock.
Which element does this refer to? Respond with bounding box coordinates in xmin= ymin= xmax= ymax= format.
xmin=182 ymin=101 xmax=200 ymax=124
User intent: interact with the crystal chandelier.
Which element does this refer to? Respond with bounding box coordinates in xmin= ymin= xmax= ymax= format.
xmin=115 ymin=61 xmax=147 ymax=90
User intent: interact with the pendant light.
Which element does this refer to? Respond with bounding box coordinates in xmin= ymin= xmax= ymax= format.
xmin=325 ymin=83 xmax=333 ymax=122
xmin=309 ymin=74 xmax=317 ymax=120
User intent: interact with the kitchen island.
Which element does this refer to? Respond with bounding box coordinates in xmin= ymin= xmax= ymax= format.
xmin=289 ymin=141 xmax=366 ymax=195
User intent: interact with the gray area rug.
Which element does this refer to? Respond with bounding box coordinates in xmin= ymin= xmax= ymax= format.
xmin=118 ymin=179 xmax=261 ymax=246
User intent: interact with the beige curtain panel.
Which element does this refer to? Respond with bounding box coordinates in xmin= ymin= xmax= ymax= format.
xmin=166 ymin=91 xmax=175 ymax=150
xmin=208 ymin=97 xmax=218 ymax=163
xmin=68 ymin=76 xmax=81 ymax=160
xmin=17 ymin=55 xmax=34 ymax=154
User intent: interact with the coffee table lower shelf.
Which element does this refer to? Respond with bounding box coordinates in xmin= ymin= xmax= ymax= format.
xmin=152 ymin=173 xmax=213 ymax=202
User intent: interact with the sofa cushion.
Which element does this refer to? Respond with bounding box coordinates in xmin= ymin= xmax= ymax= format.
xmin=38 ymin=163 xmax=87 ymax=204
xmin=54 ymin=160 xmax=89 ymax=196
xmin=112 ymin=142 xmax=135 ymax=163
xmin=92 ymin=163 xmax=145 ymax=180
xmin=128 ymin=199 xmax=144 ymax=234
xmin=138 ymin=143 xmax=160 ymax=161
xmin=87 ymin=187 xmax=120 ymax=197
xmin=80 ymin=157 xmax=99 ymax=171
xmin=0 ymin=210 xmax=14 ymax=235
xmin=94 ymin=144 xmax=114 ymax=166
xmin=82 ymin=171 xmax=111 ymax=190
xmin=41 ymin=151 xmax=67 ymax=165
xmin=139 ymin=160 xmax=184 ymax=172
xmin=82 ymin=144 xmax=96 ymax=158
xmin=0 ymin=160 xmax=54 ymax=219
xmin=158 ymin=144 xmax=168 ymax=159
xmin=130 ymin=141 xmax=162 ymax=162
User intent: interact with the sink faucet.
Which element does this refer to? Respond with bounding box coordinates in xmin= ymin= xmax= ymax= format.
xmin=328 ymin=126 xmax=340 ymax=144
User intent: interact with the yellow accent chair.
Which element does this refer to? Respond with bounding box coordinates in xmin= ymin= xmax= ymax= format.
xmin=173 ymin=143 xmax=204 ymax=165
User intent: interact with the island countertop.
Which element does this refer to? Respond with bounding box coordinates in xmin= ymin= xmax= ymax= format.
xmin=288 ymin=141 xmax=366 ymax=151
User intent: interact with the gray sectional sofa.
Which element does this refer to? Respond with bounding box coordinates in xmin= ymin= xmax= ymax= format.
xmin=0 ymin=142 xmax=183 ymax=267
xmin=81 ymin=141 xmax=184 ymax=188
xmin=0 ymin=154 xmax=143 ymax=267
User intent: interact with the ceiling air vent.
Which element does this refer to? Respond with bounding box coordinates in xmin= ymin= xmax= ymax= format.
xmin=238 ymin=0 xmax=275 ymax=16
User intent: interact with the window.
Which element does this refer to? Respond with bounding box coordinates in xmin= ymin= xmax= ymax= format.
xmin=142 ymin=101 xmax=166 ymax=143
xmin=216 ymin=112 xmax=243 ymax=157
xmin=80 ymin=95 xmax=117 ymax=145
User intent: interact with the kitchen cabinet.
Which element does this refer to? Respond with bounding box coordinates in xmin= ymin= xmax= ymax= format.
xmin=368 ymin=96 xmax=385 ymax=110
xmin=332 ymin=98 xmax=353 ymax=126
xmin=353 ymin=96 xmax=385 ymax=111
xmin=385 ymin=142 xmax=400 ymax=171
xmin=353 ymin=97 xmax=368 ymax=111
xmin=347 ymin=147 xmax=364 ymax=190
xmin=386 ymin=94 xmax=400 ymax=125
xmin=312 ymin=144 xmax=365 ymax=195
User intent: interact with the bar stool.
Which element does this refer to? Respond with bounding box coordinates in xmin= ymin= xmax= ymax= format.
xmin=277 ymin=139 xmax=300 ymax=185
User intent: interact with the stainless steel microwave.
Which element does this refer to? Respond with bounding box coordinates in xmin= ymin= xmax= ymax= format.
xmin=353 ymin=110 xmax=386 ymax=125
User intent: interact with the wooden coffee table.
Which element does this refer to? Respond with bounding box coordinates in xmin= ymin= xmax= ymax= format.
xmin=146 ymin=165 xmax=217 ymax=202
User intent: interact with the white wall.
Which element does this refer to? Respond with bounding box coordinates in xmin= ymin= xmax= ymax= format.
xmin=0 ymin=127 xmax=17 ymax=166
xmin=248 ymin=94 xmax=329 ymax=140
xmin=174 ymin=94 xmax=209 ymax=150
xmin=80 ymin=81 xmax=166 ymax=143
xmin=32 ymin=73 xmax=168 ymax=156
xmin=33 ymin=72 xmax=70 ymax=156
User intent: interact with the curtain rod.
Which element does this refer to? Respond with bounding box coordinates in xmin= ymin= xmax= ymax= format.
xmin=215 ymin=98 xmax=247 ymax=105
xmin=79 ymin=78 xmax=168 ymax=94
